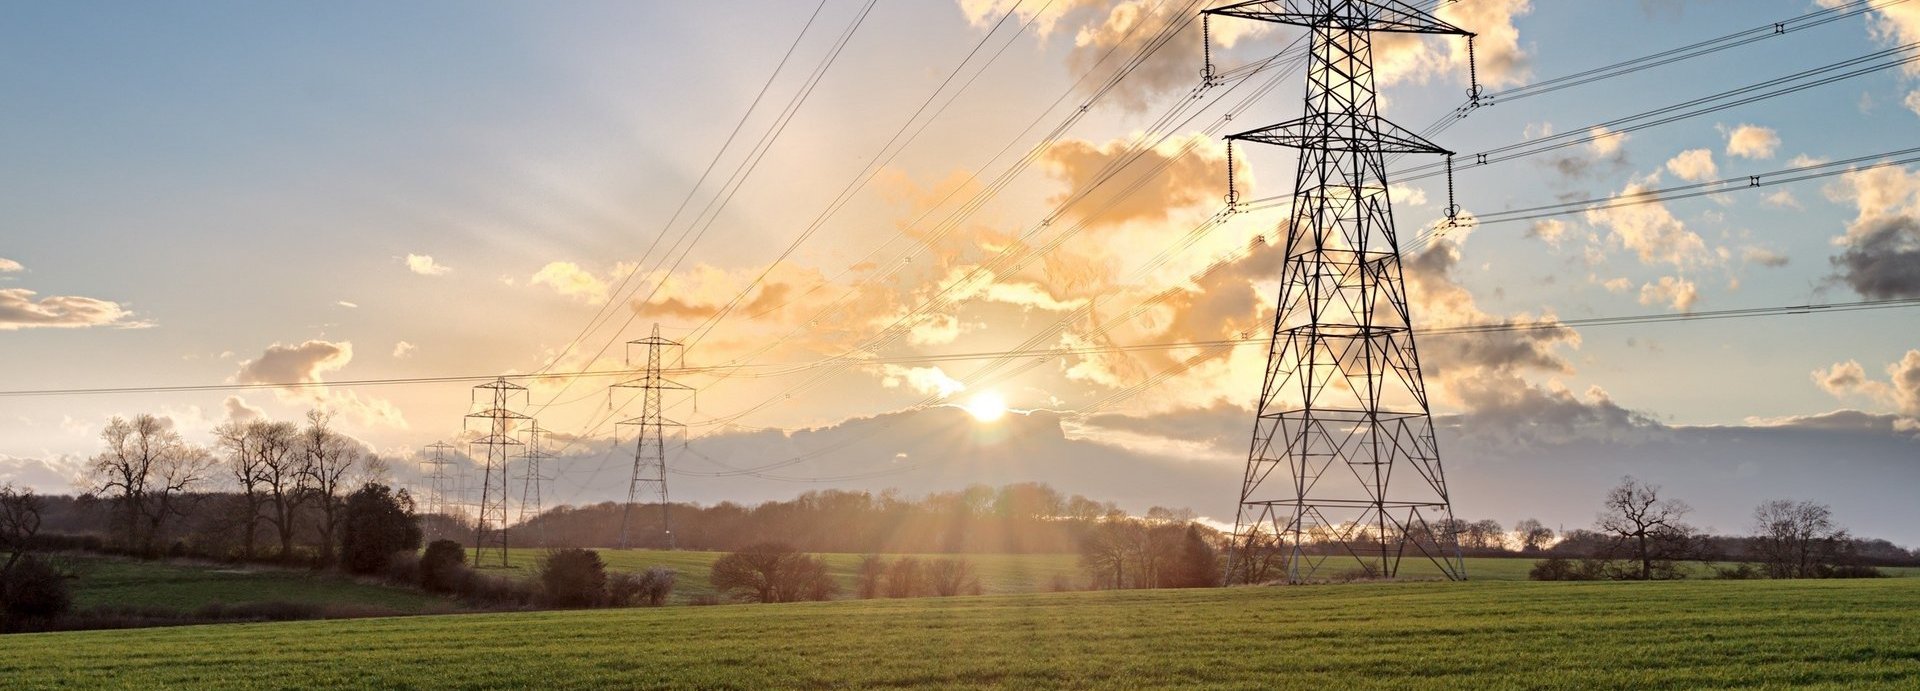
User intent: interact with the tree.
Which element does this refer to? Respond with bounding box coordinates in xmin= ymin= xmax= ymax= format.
xmin=925 ymin=558 xmax=981 ymax=597
xmin=215 ymin=421 xmax=269 ymax=560
xmin=1752 ymin=499 xmax=1850 ymax=579
xmin=1596 ymin=476 xmax=1696 ymax=580
xmin=1463 ymin=519 xmax=1506 ymax=551
xmin=854 ymin=554 xmax=887 ymax=599
xmin=1514 ymin=518 xmax=1555 ymax=553
xmin=1 ymin=484 xmax=43 ymax=576
xmin=300 ymin=411 xmax=362 ymax=566
xmin=1166 ymin=524 xmax=1219 ymax=588
xmin=87 ymin=415 xmax=215 ymax=554
xmin=339 ymin=483 xmax=423 ymax=575
xmin=419 ymin=539 xmax=467 ymax=593
xmin=0 ymin=555 xmax=71 ymax=627
xmin=536 ymin=548 xmax=608 ymax=607
xmin=883 ymin=556 xmax=924 ymax=598
xmin=709 ymin=542 xmax=837 ymax=603
xmin=251 ymin=420 xmax=309 ymax=561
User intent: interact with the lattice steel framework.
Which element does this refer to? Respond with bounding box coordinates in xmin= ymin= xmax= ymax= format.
xmin=419 ymin=441 xmax=457 ymax=518
xmin=465 ymin=377 xmax=529 ymax=568
xmin=1211 ymin=0 xmax=1471 ymax=582
xmin=516 ymin=423 xmax=553 ymax=548
xmin=613 ymin=324 xmax=689 ymax=550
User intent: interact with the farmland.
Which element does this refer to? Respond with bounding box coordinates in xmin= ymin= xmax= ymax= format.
xmin=4 ymin=576 xmax=1918 ymax=688
xmin=65 ymin=556 xmax=460 ymax=615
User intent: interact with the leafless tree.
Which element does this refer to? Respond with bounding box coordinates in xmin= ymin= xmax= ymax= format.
xmin=1463 ymin=519 xmax=1506 ymax=550
xmin=1752 ymin=499 xmax=1849 ymax=579
xmin=300 ymin=411 xmax=362 ymax=566
xmin=87 ymin=415 xmax=214 ymax=553
xmin=1 ymin=484 xmax=43 ymax=575
xmin=1596 ymin=476 xmax=1697 ymax=580
xmin=251 ymin=419 xmax=309 ymax=560
xmin=925 ymin=557 xmax=980 ymax=596
xmin=709 ymin=542 xmax=838 ymax=603
xmin=216 ymin=420 xmax=268 ymax=560
xmin=1514 ymin=518 xmax=1555 ymax=553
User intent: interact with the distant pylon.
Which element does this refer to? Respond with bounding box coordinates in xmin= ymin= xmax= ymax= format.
xmin=516 ymin=423 xmax=553 ymax=548
xmin=420 ymin=441 xmax=455 ymax=518
xmin=1210 ymin=0 xmax=1472 ymax=583
xmin=613 ymin=324 xmax=690 ymax=550
xmin=464 ymin=377 xmax=529 ymax=568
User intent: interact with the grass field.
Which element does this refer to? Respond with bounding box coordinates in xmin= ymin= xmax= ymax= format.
xmin=4 ymin=577 xmax=1917 ymax=688
xmin=66 ymin=557 xmax=459 ymax=614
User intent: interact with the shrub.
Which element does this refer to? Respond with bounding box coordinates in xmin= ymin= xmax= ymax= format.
xmin=711 ymin=542 xmax=839 ymax=603
xmin=884 ymin=557 xmax=924 ymax=598
xmin=419 ymin=539 xmax=466 ymax=593
xmin=1047 ymin=574 xmax=1078 ymax=592
xmin=925 ymin=558 xmax=981 ymax=597
xmin=1711 ymin=563 xmax=1762 ymax=580
xmin=1529 ymin=557 xmax=1605 ymax=581
xmin=854 ymin=554 xmax=887 ymax=599
xmin=637 ymin=567 xmax=676 ymax=606
xmin=2 ymin=555 xmax=73 ymax=624
xmin=340 ymin=484 xmax=423 ymax=576
xmin=1822 ymin=564 xmax=1885 ymax=579
xmin=606 ymin=572 xmax=643 ymax=607
xmin=536 ymin=548 xmax=607 ymax=608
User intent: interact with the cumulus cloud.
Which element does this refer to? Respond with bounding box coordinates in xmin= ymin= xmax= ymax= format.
xmin=1526 ymin=219 xmax=1569 ymax=246
xmin=531 ymin=261 xmax=611 ymax=303
xmin=1060 ymin=0 xmax=1265 ymax=112
xmin=223 ymin=395 xmax=266 ymax=424
xmin=392 ymin=341 xmax=416 ymax=359
xmin=1722 ymin=123 xmax=1780 ymax=160
xmin=1041 ymin=132 xmax=1236 ymax=230
xmin=0 ymin=287 xmax=144 ymax=331
xmin=1664 ymin=148 xmax=1717 ymax=182
xmin=405 ymin=254 xmax=450 ymax=276
xmin=1373 ymin=0 xmax=1534 ymax=89
xmin=1741 ymin=246 xmax=1789 ymax=268
xmin=0 ymin=257 xmax=21 ymax=273
xmin=234 ymin=340 xmax=405 ymax=428
xmin=1823 ymin=163 xmax=1920 ymax=298
xmin=1585 ymin=174 xmax=1712 ymax=269
xmin=1637 ymin=275 xmax=1698 ymax=311
xmin=878 ymin=364 xmax=966 ymax=398
xmin=957 ymin=0 xmax=1103 ymax=38
xmin=1814 ymin=350 xmax=1920 ymax=430
xmin=1907 ymin=90 xmax=1920 ymax=117
xmin=1541 ymin=126 xmax=1629 ymax=180
xmin=1763 ymin=188 xmax=1802 ymax=209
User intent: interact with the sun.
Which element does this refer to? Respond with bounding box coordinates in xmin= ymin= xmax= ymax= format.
xmin=964 ymin=391 xmax=1008 ymax=422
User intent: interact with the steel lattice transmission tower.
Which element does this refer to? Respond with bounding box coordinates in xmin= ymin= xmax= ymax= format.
xmin=465 ymin=377 xmax=529 ymax=568
xmin=516 ymin=423 xmax=553 ymax=548
xmin=1210 ymin=0 xmax=1472 ymax=582
xmin=613 ymin=324 xmax=690 ymax=550
xmin=419 ymin=441 xmax=456 ymax=519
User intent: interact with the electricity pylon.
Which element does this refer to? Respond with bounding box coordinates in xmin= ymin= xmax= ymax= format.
xmin=465 ymin=377 xmax=529 ymax=568
xmin=1210 ymin=0 xmax=1471 ymax=583
xmin=613 ymin=324 xmax=689 ymax=550
xmin=516 ymin=423 xmax=553 ymax=548
xmin=419 ymin=441 xmax=455 ymax=518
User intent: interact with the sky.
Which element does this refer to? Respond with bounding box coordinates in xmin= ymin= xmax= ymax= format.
xmin=3 ymin=0 xmax=1919 ymax=543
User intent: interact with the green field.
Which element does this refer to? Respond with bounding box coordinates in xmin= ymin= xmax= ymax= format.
xmin=66 ymin=557 xmax=460 ymax=615
xmin=487 ymin=549 xmax=1086 ymax=601
xmin=4 ymin=577 xmax=1918 ymax=688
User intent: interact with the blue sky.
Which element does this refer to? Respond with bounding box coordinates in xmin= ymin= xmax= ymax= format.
xmin=3 ymin=0 xmax=1918 ymax=541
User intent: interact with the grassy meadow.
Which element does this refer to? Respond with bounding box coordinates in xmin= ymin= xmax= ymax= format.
xmin=4 ymin=576 xmax=1918 ymax=688
xmin=63 ymin=556 xmax=461 ymax=615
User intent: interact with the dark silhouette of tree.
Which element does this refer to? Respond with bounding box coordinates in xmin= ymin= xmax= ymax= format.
xmin=1 ymin=484 xmax=42 ymax=576
xmin=1596 ymin=476 xmax=1696 ymax=580
xmin=419 ymin=539 xmax=466 ymax=593
xmin=87 ymin=415 xmax=214 ymax=554
xmin=299 ymin=411 xmax=361 ymax=566
xmin=250 ymin=420 xmax=309 ymax=561
xmin=536 ymin=548 xmax=608 ymax=607
xmin=339 ymin=483 xmax=422 ymax=575
xmin=1752 ymin=499 xmax=1851 ymax=578
xmin=925 ymin=558 xmax=981 ymax=596
xmin=854 ymin=554 xmax=886 ymax=599
xmin=884 ymin=556 xmax=924 ymax=598
xmin=1514 ymin=518 xmax=1555 ymax=553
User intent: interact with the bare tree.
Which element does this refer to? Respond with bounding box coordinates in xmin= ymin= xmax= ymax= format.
xmin=216 ymin=421 xmax=268 ymax=560
xmin=1752 ymin=499 xmax=1849 ymax=579
xmin=1514 ymin=518 xmax=1555 ymax=553
xmin=1596 ymin=476 xmax=1696 ymax=580
xmin=252 ymin=420 xmax=309 ymax=560
xmin=1 ymin=484 xmax=43 ymax=575
xmin=87 ymin=415 xmax=213 ymax=553
xmin=300 ymin=411 xmax=362 ymax=566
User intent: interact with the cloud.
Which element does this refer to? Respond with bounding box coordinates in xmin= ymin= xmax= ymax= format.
xmin=1585 ymin=174 xmax=1712 ymax=269
xmin=1373 ymin=0 xmax=1534 ymax=89
xmin=956 ymin=0 xmax=1102 ymax=38
xmin=1060 ymin=1 xmax=1266 ymax=112
xmin=878 ymin=364 xmax=966 ymax=398
xmin=1722 ymin=123 xmax=1780 ymax=160
xmin=0 ymin=288 xmax=144 ymax=331
xmin=0 ymin=257 xmax=21 ymax=273
xmin=223 ymin=395 xmax=265 ymax=424
xmin=335 ymin=300 xmax=358 ymax=309
xmin=1541 ymin=127 xmax=1629 ymax=180
xmin=1908 ymin=90 xmax=1920 ymax=117
xmin=1664 ymin=148 xmax=1717 ymax=182
xmin=1526 ymin=219 xmax=1569 ymax=246
xmin=233 ymin=340 xmax=405 ymax=429
xmin=1763 ymin=188 xmax=1802 ymax=209
xmin=392 ymin=341 xmax=416 ymax=359
xmin=531 ymin=261 xmax=611 ymax=303
xmin=1741 ymin=247 xmax=1789 ymax=268
xmin=1587 ymin=126 xmax=1628 ymax=157
xmin=1637 ymin=275 xmax=1698 ymax=311
xmin=1041 ymin=132 xmax=1235 ymax=230
xmin=1824 ymin=163 xmax=1920 ymax=298
xmin=405 ymin=254 xmax=450 ymax=276
xmin=1814 ymin=350 xmax=1920 ymax=430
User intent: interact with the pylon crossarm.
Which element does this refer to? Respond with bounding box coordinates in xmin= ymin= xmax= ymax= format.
xmin=1206 ymin=0 xmax=1471 ymax=36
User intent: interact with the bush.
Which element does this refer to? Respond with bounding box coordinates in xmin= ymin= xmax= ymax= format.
xmin=636 ymin=567 xmax=676 ymax=606
xmin=1711 ymin=563 xmax=1762 ymax=580
xmin=536 ymin=548 xmax=607 ymax=608
xmin=854 ymin=555 xmax=886 ymax=599
xmin=710 ymin=542 xmax=838 ymax=603
xmin=2 ymin=555 xmax=73 ymax=624
xmin=340 ymin=484 xmax=423 ymax=575
xmin=884 ymin=556 xmax=923 ymax=598
xmin=1529 ymin=557 xmax=1605 ymax=581
xmin=1822 ymin=564 xmax=1885 ymax=579
xmin=606 ymin=572 xmax=644 ymax=607
xmin=419 ymin=540 xmax=466 ymax=593
xmin=925 ymin=558 xmax=981 ymax=597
